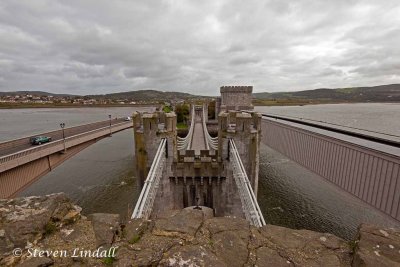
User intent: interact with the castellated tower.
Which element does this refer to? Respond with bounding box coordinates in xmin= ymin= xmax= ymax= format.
xmin=219 ymin=85 xmax=254 ymax=112
xmin=132 ymin=111 xmax=177 ymax=188
xmin=218 ymin=110 xmax=261 ymax=195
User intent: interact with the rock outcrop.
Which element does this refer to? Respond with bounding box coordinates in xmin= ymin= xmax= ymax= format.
xmin=1 ymin=194 xmax=399 ymax=266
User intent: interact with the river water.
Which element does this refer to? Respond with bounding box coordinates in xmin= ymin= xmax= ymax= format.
xmin=1 ymin=103 xmax=399 ymax=240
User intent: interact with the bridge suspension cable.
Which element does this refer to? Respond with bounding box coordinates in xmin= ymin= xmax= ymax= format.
xmin=131 ymin=138 xmax=167 ymax=219
xmin=177 ymin=105 xmax=196 ymax=150
xmin=229 ymin=139 xmax=266 ymax=227
xmin=202 ymin=105 xmax=218 ymax=150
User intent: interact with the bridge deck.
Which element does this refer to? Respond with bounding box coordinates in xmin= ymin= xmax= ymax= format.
xmin=190 ymin=115 xmax=207 ymax=154
xmin=0 ymin=118 xmax=127 ymax=157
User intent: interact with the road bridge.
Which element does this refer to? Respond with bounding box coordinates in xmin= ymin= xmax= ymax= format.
xmin=0 ymin=119 xmax=132 ymax=198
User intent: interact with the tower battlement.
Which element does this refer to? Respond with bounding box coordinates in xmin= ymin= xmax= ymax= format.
xmin=219 ymin=85 xmax=254 ymax=111
xmin=220 ymin=85 xmax=253 ymax=93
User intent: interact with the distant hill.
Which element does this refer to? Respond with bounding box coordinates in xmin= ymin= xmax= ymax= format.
xmin=2 ymin=84 xmax=400 ymax=103
xmin=86 ymin=90 xmax=201 ymax=101
xmin=0 ymin=91 xmax=76 ymax=97
xmin=253 ymin=84 xmax=400 ymax=102
xmin=0 ymin=89 xmax=203 ymax=101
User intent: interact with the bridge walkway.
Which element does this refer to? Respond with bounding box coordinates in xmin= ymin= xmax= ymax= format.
xmin=190 ymin=112 xmax=207 ymax=154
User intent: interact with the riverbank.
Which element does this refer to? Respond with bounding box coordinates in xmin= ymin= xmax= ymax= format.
xmin=1 ymin=193 xmax=399 ymax=266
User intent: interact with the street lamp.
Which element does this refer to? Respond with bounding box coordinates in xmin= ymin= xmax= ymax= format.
xmin=60 ymin=122 xmax=66 ymax=153
xmin=108 ymin=114 xmax=112 ymax=136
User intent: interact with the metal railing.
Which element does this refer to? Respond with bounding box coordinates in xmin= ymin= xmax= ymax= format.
xmin=202 ymin=104 xmax=218 ymax=150
xmin=132 ymin=138 xmax=167 ymax=219
xmin=229 ymin=139 xmax=265 ymax=227
xmin=177 ymin=105 xmax=195 ymax=150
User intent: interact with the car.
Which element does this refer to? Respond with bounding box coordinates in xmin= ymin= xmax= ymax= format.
xmin=30 ymin=136 xmax=52 ymax=145
xmin=124 ymin=116 xmax=132 ymax=121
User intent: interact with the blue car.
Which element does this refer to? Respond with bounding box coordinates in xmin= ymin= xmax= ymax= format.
xmin=30 ymin=136 xmax=52 ymax=145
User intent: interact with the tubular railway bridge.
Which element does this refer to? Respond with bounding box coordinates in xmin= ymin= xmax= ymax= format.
xmin=0 ymin=86 xmax=399 ymax=227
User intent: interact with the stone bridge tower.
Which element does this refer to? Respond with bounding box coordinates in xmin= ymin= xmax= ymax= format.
xmin=132 ymin=85 xmax=261 ymax=220
xmin=132 ymin=111 xmax=176 ymax=187
xmin=216 ymin=85 xmax=260 ymax=193
xmin=218 ymin=85 xmax=254 ymax=112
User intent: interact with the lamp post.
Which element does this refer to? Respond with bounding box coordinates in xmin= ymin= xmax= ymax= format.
xmin=60 ymin=122 xmax=66 ymax=153
xmin=108 ymin=114 xmax=112 ymax=136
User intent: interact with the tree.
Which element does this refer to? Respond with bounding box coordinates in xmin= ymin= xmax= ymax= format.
xmin=175 ymin=103 xmax=190 ymax=123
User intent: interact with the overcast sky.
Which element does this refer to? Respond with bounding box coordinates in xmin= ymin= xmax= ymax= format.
xmin=0 ymin=0 xmax=399 ymax=95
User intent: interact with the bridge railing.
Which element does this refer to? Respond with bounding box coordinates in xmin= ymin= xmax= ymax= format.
xmin=229 ymin=139 xmax=266 ymax=227
xmin=202 ymin=105 xmax=218 ymax=150
xmin=132 ymin=138 xmax=167 ymax=219
xmin=0 ymin=121 xmax=131 ymax=172
xmin=177 ymin=105 xmax=195 ymax=150
xmin=0 ymin=118 xmax=128 ymax=154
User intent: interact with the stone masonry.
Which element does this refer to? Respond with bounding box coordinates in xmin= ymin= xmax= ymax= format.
xmin=219 ymin=85 xmax=254 ymax=112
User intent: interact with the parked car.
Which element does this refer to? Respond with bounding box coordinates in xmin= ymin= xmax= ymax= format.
xmin=30 ymin=136 xmax=52 ymax=145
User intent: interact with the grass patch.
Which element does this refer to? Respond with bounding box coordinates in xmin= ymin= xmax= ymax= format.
xmin=176 ymin=122 xmax=188 ymax=129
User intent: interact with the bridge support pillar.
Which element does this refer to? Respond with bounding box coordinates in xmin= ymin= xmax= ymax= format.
xmin=133 ymin=111 xmax=177 ymax=188
xmin=218 ymin=111 xmax=261 ymax=195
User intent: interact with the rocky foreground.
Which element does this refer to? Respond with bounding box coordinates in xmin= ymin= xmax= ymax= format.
xmin=1 ymin=194 xmax=400 ymax=266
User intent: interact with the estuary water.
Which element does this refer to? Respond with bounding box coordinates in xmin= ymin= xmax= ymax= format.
xmin=0 ymin=103 xmax=399 ymax=239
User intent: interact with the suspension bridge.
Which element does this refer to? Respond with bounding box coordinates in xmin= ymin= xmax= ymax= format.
xmin=132 ymin=104 xmax=266 ymax=227
xmin=1 ymin=85 xmax=399 ymax=228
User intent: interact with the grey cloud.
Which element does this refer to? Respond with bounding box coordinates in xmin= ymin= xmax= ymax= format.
xmin=0 ymin=0 xmax=399 ymax=95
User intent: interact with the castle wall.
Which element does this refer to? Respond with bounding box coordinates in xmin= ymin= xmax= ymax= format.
xmin=220 ymin=86 xmax=254 ymax=111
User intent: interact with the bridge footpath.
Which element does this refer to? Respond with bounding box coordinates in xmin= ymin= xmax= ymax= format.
xmin=0 ymin=119 xmax=132 ymax=198
xmin=189 ymin=114 xmax=207 ymax=153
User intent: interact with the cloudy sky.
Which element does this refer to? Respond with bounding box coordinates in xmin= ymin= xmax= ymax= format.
xmin=0 ymin=0 xmax=399 ymax=95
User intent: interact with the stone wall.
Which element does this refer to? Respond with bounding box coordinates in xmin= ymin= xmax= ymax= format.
xmin=220 ymin=85 xmax=254 ymax=111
